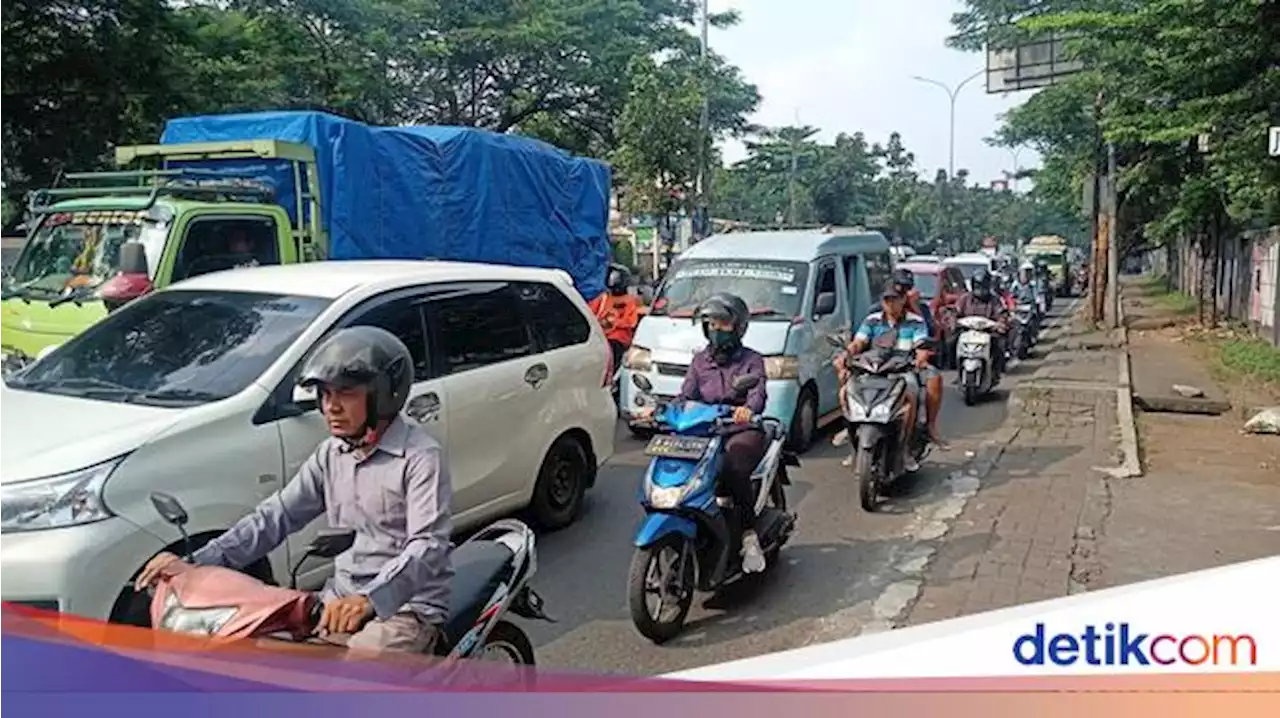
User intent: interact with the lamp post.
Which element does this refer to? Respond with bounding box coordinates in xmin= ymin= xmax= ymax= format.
xmin=693 ymin=0 xmax=710 ymax=241
xmin=911 ymin=69 xmax=985 ymax=180
xmin=1007 ymin=145 xmax=1025 ymax=191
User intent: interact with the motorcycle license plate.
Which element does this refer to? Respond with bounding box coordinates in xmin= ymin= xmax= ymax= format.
xmin=644 ymin=435 xmax=711 ymax=460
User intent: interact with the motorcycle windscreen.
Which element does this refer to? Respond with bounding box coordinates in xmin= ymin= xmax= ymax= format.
xmin=660 ymin=401 xmax=726 ymax=432
xmin=151 ymin=563 xmax=317 ymax=640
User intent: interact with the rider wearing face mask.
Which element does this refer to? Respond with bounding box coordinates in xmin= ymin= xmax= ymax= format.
xmin=956 ymin=268 xmax=1012 ymax=376
xmin=674 ymin=293 xmax=769 ymax=573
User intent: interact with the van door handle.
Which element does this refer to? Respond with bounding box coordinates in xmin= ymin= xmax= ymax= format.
xmin=405 ymin=392 xmax=441 ymax=423
xmin=524 ymin=363 xmax=549 ymax=389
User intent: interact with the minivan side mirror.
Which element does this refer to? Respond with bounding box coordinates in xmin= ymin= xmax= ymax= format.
xmin=291 ymin=383 xmax=319 ymax=410
xmin=813 ymin=291 xmax=837 ymax=317
xmin=731 ymin=373 xmax=761 ymax=394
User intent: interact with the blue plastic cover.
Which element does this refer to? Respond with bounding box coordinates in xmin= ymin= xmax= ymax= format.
xmin=659 ymin=401 xmax=730 ymax=433
xmin=159 ymin=111 xmax=613 ymax=299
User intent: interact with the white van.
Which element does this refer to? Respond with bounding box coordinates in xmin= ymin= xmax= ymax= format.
xmin=0 ymin=261 xmax=616 ymax=625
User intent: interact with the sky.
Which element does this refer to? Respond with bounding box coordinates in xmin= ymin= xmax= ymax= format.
xmin=708 ymin=0 xmax=1041 ymax=189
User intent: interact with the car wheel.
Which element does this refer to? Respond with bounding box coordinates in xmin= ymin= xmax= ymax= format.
xmin=786 ymin=388 xmax=817 ymax=453
xmin=529 ymin=434 xmax=591 ymax=531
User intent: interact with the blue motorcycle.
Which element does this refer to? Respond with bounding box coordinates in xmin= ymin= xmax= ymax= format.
xmin=626 ymin=373 xmax=799 ymax=644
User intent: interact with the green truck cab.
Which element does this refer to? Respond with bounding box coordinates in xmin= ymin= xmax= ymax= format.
xmin=1 ymin=140 xmax=324 ymax=365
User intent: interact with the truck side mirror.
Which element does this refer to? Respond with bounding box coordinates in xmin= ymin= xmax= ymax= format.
xmin=100 ymin=242 xmax=154 ymax=313
xmin=813 ymin=291 xmax=837 ymax=317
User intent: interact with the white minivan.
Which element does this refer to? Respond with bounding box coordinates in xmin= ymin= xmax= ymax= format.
xmin=0 ymin=260 xmax=616 ymax=625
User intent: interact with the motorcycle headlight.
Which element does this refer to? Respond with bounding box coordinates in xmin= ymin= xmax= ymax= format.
xmin=869 ymin=404 xmax=893 ymax=422
xmin=1 ymin=456 xmax=123 ymax=533
xmin=646 ymin=467 xmax=705 ymax=510
xmin=159 ymin=591 xmax=238 ymax=636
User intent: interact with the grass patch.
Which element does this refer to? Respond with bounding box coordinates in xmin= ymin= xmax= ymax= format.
xmin=1138 ymin=275 xmax=1197 ymax=315
xmin=1214 ymin=336 xmax=1280 ymax=390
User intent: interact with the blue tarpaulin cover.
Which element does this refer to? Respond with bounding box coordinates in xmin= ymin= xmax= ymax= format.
xmin=159 ymin=111 xmax=613 ymax=299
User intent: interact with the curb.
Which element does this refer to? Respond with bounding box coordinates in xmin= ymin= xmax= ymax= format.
xmin=1094 ymin=285 xmax=1143 ymax=479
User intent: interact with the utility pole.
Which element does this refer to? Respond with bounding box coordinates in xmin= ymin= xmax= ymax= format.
xmin=693 ymin=0 xmax=710 ymax=241
xmin=787 ymin=107 xmax=800 ymax=225
xmin=1089 ymin=92 xmax=1105 ymax=325
xmin=1105 ymin=142 xmax=1120 ymax=329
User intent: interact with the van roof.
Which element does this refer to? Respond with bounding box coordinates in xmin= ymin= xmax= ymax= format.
xmin=678 ymin=228 xmax=890 ymax=263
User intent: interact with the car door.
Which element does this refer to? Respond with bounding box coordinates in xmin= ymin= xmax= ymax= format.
xmin=809 ymin=258 xmax=844 ymax=415
xmin=269 ymin=288 xmax=448 ymax=589
xmin=421 ymin=281 xmax=541 ymax=518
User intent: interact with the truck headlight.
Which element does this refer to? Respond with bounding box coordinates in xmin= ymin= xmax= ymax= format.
xmin=764 ymin=355 xmax=800 ymax=380
xmin=624 ymin=346 xmax=653 ymax=371
xmin=1 ymin=456 xmax=123 ymax=533
xmin=158 ymin=591 xmax=238 ymax=636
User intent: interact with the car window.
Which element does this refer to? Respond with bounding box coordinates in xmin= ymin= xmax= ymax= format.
xmin=864 ymin=251 xmax=893 ymax=294
xmin=174 ymin=216 xmax=280 ymax=281
xmin=428 ymin=282 xmax=534 ymax=375
xmin=12 ymin=290 xmax=330 ymax=406
xmin=813 ymin=262 xmax=837 ymax=316
xmin=349 ymin=296 xmax=432 ymax=381
xmin=514 ymin=281 xmax=591 ymax=351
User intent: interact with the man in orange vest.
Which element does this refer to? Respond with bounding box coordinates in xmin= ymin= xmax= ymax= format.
xmin=589 ymin=264 xmax=642 ymax=371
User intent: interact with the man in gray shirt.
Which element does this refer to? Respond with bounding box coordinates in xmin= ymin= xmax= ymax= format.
xmin=137 ymin=326 xmax=453 ymax=654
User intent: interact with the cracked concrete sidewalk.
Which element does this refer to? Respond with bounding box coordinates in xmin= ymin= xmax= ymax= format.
xmin=902 ymin=285 xmax=1279 ymax=627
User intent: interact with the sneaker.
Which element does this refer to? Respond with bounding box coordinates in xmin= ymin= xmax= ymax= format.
xmin=842 ymin=454 xmax=853 ymax=467
xmin=905 ymin=456 xmax=920 ymax=473
xmin=741 ymin=531 xmax=766 ymax=574
xmin=832 ymin=428 xmax=850 ymax=446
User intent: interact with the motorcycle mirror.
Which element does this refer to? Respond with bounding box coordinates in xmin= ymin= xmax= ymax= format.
xmin=825 ymin=333 xmax=845 ymax=348
xmin=149 ymin=492 xmax=189 ymax=527
xmin=731 ymin=374 xmax=761 ymax=393
xmin=305 ymin=529 xmax=356 ymax=559
xmin=631 ymin=373 xmax=653 ymax=393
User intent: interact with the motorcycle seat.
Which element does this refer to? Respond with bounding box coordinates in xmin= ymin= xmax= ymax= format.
xmin=441 ymin=540 xmax=514 ymax=644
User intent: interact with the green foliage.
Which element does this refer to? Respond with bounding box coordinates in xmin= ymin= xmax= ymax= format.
xmin=1217 ymin=337 xmax=1280 ymax=386
xmin=951 ymin=0 xmax=1279 ymax=256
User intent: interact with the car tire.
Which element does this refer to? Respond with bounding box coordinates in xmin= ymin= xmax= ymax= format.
xmin=529 ymin=434 xmax=591 ymax=531
xmin=786 ymin=388 xmax=817 ymax=453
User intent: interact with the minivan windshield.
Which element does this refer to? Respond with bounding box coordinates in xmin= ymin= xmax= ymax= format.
xmin=912 ymin=273 xmax=940 ymax=300
xmin=651 ymin=259 xmax=810 ymax=320
xmin=9 ymin=290 xmax=330 ymax=407
xmin=5 ymin=210 xmax=169 ymax=300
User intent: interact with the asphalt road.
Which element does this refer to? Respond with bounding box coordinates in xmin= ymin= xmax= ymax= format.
xmin=526 ymin=359 xmax=1013 ymax=676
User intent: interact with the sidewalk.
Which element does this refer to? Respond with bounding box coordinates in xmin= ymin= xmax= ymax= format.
xmin=903 ymin=283 xmax=1280 ymax=627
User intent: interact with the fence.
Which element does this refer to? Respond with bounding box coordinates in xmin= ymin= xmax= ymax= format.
xmin=1143 ymin=225 xmax=1280 ymax=347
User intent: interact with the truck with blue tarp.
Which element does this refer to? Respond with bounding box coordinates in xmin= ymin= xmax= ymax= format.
xmin=0 ymin=111 xmax=613 ymax=365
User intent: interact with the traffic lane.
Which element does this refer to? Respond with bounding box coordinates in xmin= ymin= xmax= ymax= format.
xmin=527 ymin=386 xmax=1008 ymax=676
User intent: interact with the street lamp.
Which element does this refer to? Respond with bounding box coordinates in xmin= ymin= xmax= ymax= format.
xmin=693 ymin=0 xmax=711 ymax=241
xmin=911 ymin=69 xmax=985 ymax=180
xmin=1007 ymin=145 xmax=1025 ymax=191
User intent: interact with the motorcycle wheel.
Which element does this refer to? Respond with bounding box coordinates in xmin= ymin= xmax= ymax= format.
xmin=628 ymin=535 xmax=695 ymax=644
xmin=478 ymin=620 xmax=536 ymax=666
xmin=854 ymin=446 xmax=878 ymax=512
xmin=964 ymin=383 xmax=979 ymax=406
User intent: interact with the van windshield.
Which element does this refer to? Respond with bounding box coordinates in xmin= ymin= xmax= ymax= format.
xmin=6 ymin=211 xmax=168 ymax=299
xmin=9 ymin=290 xmax=330 ymax=407
xmin=652 ymin=259 xmax=809 ymax=320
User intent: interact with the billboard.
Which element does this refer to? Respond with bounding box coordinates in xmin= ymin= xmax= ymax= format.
xmin=985 ymin=33 xmax=1084 ymax=94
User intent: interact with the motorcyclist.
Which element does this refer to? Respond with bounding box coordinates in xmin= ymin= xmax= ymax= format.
xmin=135 ymin=326 xmax=453 ymax=655
xmin=639 ymin=292 xmax=769 ymax=574
xmin=834 ymin=281 xmax=932 ymax=472
xmin=888 ymin=268 xmax=947 ymax=448
xmin=955 ymin=268 xmax=1012 ymax=377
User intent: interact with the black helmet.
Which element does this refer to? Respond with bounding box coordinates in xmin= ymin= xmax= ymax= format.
xmin=299 ymin=325 xmax=413 ymax=434
xmin=971 ymin=268 xmax=994 ymax=297
xmin=892 ymin=267 xmax=915 ymax=289
xmin=695 ymin=292 xmax=749 ymax=340
xmin=606 ymin=263 xmax=630 ymax=294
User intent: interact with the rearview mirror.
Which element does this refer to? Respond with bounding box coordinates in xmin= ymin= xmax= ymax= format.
xmin=305 ymin=529 xmax=356 ymax=559
xmin=291 ymin=384 xmax=319 ymax=408
xmin=119 ymin=241 xmax=150 ymax=276
xmin=813 ymin=291 xmax=837 ymax=317
xmin=731 ymin=374 xmax=761 ymax=393
xmin=631 ymin=373 xmax=653 ymax=393
xmin=149 ymin=492 xmax=189 ymax=527
xmin=825 ymin=334 xmax=845 ymax=348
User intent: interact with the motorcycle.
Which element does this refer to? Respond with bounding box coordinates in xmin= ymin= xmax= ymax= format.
xmin=626 ymin=372 xmax=798 ymax=644
xmin=955 ymin=315 xmax=1003 ymax=406
xmin=144 ymin=492 xmax=553 ymax=668
xmin=1011 ymin=300 xmax=1038 ymax=360
xmin=828 ymin=338 xmax=931 ymax=512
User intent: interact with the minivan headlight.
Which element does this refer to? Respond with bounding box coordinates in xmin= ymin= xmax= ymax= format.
xmin=0 ymin=456 xmax=123 ymax=533
xmin=624 ymin=346 xmax=653 ymax=371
